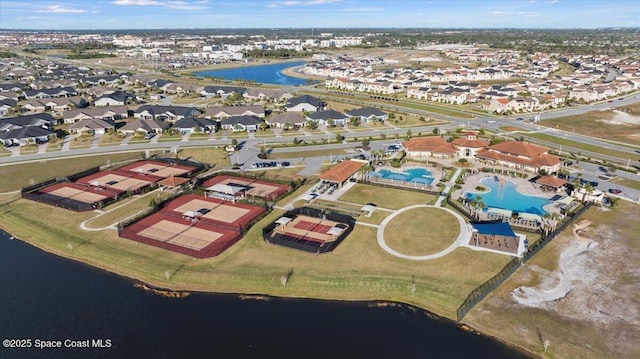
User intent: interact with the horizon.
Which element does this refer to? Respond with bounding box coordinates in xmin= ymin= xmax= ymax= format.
xmin=1 ymin=0 xmax=639 ymax=30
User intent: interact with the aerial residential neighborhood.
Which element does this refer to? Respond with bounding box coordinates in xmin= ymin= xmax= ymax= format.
xmin=1 ymin=1 xmax=639 ymax=358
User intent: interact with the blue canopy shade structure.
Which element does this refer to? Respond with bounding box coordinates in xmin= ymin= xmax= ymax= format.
xmin=471 ymin=222 xmax=517 ymax=238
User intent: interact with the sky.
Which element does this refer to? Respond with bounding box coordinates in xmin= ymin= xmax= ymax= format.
xmin=0 ymin=0 xmax=639 ymax=30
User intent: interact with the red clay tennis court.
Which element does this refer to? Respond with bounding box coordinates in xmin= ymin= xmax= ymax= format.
xmin=202 ymin=175 xmax=290 ymax=201
xmin=119 ymin=194 xmax=266 ymax=257
xmin=76 ymin=170 xmax=159 ymax=194
xmin=39 ymin=182 xmax=116 ymax=203
xmin=273 ymin=215 xmax=346 ymax=244
xmin=118 ymin=160 xmax=197 ymax=178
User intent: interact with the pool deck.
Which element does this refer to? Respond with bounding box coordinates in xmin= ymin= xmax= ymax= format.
xmin=452 ymin=172 xmax=564 ymax=215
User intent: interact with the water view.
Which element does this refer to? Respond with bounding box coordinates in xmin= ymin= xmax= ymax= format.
xmin=465 ymin=177 xmax=552 ymax=215
xmin=195 ymin=61 xmax=308 ymax=85
xmin=0 ymin=231 xmax=526 ymax=359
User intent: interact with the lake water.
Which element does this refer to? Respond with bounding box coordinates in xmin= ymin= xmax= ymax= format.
xmin=0 ymin=230 xmax=528 ymax=359
xmin=194 ymin=61 xmax=309 ymax=86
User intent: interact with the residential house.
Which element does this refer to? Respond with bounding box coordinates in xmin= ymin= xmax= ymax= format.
xmin=69 ymin=118 xmax=116 ymax=135
xmin=23 ymin=86 xmax=77 ymax=99
xmin=220 ymin=115 xmax=263 ymax=132
xmin=0 ymin=126 xmax=55 ymax=146
xmin=285 ymin=95 xmax=325 ymax=112
xmin=0 ymin=83 xmax=26 ymax=92
xmin=94 ymin=91 xmax=132 ymax=107
xmin=119 ymin=118 xmax=167 ymax=136
xmin=0 ymin=99 xmax=17 ymax=116
xmin=474 ymin=140 xmax=561 ymax=173
xmin=199 ymin=85 xmax=246 ymax=98
xmin=345 ymin=107 xmax=388 ymax=123
xmin=204 ymin=105 xmax=265 ymax=120
xmin=243 ymin=88 xmax=292 ymax=102
xmin=164 ymin=82 xmax=203 ymax=95
xmin=406 ymin=86 xmax=431 ymax=100
xmin=306 ymin=110 xmax=349 ymax=126
xmin=172 ymin=117 xmax=217 ymax=134
xmin=133 ymin=105 xmax=199 ymax=123
xmin=0 ymin=113 xmax=57 ymax=132
xmin=265 ymin=113 xmax=307 ymax=129
xmin=20 ymin=99 xmax=48 ymax=113
xmin=62 ymin=107 xmax=128 ymax=124
xmin=403 ymin=137 xmax=459 ymax=159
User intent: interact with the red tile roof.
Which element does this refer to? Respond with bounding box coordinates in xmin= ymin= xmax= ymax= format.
xmin=535 ymin=176 xmax=567 ymax=188
xmin=488 ymin=140 xmax=549 ymax=158
xmin=403 ymin=137 xmax=459 ymax=154
xmin=452 ymin=137 xmax=489 ymax=148
xmin=320 ymin=159 xmax=368 ymax=183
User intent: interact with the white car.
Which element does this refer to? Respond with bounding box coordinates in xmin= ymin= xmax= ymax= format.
xmin=486 ymin=120 xmax=497 ymax=124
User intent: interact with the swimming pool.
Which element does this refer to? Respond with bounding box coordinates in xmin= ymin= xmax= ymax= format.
xmin=369 ymin=168 xmax=434 ymax=185
xmin=465 ymin=177 xmax=551 ymax=215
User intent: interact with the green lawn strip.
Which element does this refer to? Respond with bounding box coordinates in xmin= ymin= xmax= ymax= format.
xmin=611 ymin=177 xmax=640 ymax=191
xmin=384 ymin=207 xmax=460 ymax=256
xmin=0 ymin=152 xmax=148 ymax=192
xmin=175 ymin=147 xmax=230 ymax=169
xmin=524 ymin=132 xmax=637 ymax=161
xmin=397 ymin=101 xmax=476 ymax=119
xmin=85 ymin=191 xmax=171 ymax=229
xmin=157 ymin=135 xmax=183 ymax=142
xmin=338 ymin=183 xmax=437 ymax=209
xmin=356 ymin=209 xmax=391 ymax=225
xmin=268 ymin=148 xmax=348 ymax=160
xmin=19 ymin=145 xmax=39 ymax=155
xmin=69 ymin=135 xmax=94 ymax=149
xmin=99 ymin=133 xmax=125 ymax=146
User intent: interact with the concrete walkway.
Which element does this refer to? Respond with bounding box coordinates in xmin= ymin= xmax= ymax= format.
xmin=376 ymin=204 xmax=472 ymax=260
xmin=435 ymin=167 xmax=463 ymax=206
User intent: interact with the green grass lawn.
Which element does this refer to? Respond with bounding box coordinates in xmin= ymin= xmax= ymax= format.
xmin=69 ymin=134 xmax=94 ymax=149
xmin=46 ymin=138 xmax=64 ymax=152
xmin=384 ymin=207 xmax=459 ymax=256
xmin=85 ymin=190 xmax=171 ymax=229
xmin=338 ymin=183 xmax=437 ymax=209
xmin=538 ymin=110 xmax=640 ymax=147
xmin=611 ymin=177 xmax=640 ymax=191
xmin=0 ymin=152 xmax=148 ymax=192
xmin=175 ymin=147 xmax=230 ymax=169
xmin=99 ymin=132 xmax=125 ymax=146
xmin=157 ymin=134 xmax=183 ymax=142
xmin=356 ymin=208 xmax=392 ymax=225
xmin=19 ymin=145 xmax=39 ymax=154
xmin=524 ymin=132 xmax=638 ymax=162
xmin=268 ymin=148 xmax=348 ymax=160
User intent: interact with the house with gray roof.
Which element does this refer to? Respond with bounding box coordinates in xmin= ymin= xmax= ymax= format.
xmin=0 ymin=99 xmax=17 ymax=117
xmin=345 ymin=107 xmax=388 ymax=123
xmin=173 ymin=117 xmax=217 ymax=134
xmin=62 ymin=106 xmax=128 ymax=124
xmin=285 ymin=95 xmax=325 ymax=112
xmin=119 ymin=118 xmax=167 ymax=136
xmin=306 ymin=109 xmax=349 ymax=126
xmin=243 ymin=88 xmax=292 ymax=102
xmin=133 ymin=105 xmax=198 ymax=123
xmin=0 ymin=113 xmax=56 ymax=132
xmin=0 ymin=126 xmax=55 ymax=146
xmin=69 ymin=118 xmax=116 ymax=135
xmin=265 ymin=112 xmax=307 ymax=129
xmin=220 ymin=115 xmax=263 ymax=132
xmin=94 ymin=91 xmax=132 ymax=107
xmin=200 ymin=85 xmax=246 ymax=98
xmin=23 ymin=86 xmax=77 ymax=99
xmin=204 ymin=105 xmax=265 ymax=119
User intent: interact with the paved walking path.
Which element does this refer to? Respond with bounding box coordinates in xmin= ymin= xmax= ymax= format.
xmin=435 ymin=167 xmax=463 ymax=206
xmin=376 ymin=204 xmax=472 ymax=260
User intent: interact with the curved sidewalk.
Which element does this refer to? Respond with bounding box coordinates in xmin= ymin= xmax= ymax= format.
xmin=376 ymin=204 xmax=472 ymax=260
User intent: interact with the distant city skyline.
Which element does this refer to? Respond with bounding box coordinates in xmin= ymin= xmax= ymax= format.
xmin=1 ymin=0 xmax=639 ymax=30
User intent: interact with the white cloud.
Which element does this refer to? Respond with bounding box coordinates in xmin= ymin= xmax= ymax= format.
xmin=112 ymin=0 xmax=206 ymax=10
xmin=268 ymin=0 xmax=341 ymax=7
xmin=341 ymin=7 xmax=383 ymax=12
xmin=551 ymin=0 xmax=559 ymax=3
xmin=113 ymin=0 xmax=160 ymax=5
xmin=37 ymin=5 xmax=87 ymax=13
xmin=491 ymin=11 xmax=539 ymax=17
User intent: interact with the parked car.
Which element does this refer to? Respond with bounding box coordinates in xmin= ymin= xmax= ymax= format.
xmin=486 ymin=120 xmax=497 ymax=124
xmin=516 ymin=117 xmax=524 ymax=121
xmin=281 ymin=161 xmax=290 ymax=167
xmin=608 ymin=188 xmax=622 ymax=194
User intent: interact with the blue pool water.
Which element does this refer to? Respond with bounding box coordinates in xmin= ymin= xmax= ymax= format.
xmin=194 ymin=61 xmax=309 ymax=85
xmin=465 ymin=177 xmax=551 ymax=215
xmin=370 ymin=168 xmax=434 ymax=185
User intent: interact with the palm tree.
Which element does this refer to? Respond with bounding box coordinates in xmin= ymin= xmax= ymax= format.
xmin=469 ymin=196 xmax=486 ymax=219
